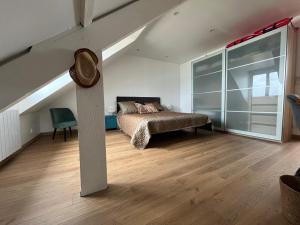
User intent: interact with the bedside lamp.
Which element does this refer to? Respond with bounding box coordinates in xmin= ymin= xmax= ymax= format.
xmin=107 ymin=105 xmax=116 ymax=115
xmin=166 ymin=104 xmax=173 ymax=111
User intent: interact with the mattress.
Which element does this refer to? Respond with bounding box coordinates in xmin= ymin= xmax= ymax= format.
xmin=117 ymin=111 xmax=208 ymax=149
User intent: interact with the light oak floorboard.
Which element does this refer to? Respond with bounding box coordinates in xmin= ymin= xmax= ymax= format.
xmin=0 ymin=130 xmax=299 ymax=225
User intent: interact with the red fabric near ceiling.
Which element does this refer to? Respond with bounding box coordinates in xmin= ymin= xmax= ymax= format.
xmin=226 ymin=17 xmax=292 ymax=48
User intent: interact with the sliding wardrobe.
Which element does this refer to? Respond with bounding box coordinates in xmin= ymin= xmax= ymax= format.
xmin=192 ymin=26 xmax=296 ymax=141
xmin=192 ymin=51 xmax=225 ymax=129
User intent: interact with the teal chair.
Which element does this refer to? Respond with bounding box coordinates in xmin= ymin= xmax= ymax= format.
xmin=49 ymin=108 xmax=77 ymax=141
xmin=287 ymin=95 xmax=300 ymax=130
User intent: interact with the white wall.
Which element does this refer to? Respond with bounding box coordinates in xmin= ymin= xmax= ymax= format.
xmin=103 ymin=54 xmax=180 ymax=112
xmin=39 ymin=88 xmax=77 ymax=133
xmin=179 ymin=61 xmax=192 ymax=113
xmin=20 ymin=112 xmax=40 ymax=145
xmin=38 ymin=54 xmax=180 ymax=133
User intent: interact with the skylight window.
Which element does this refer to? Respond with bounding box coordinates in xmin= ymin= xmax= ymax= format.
xmin=102 ymin=26 xmax=145 ymax=60
xmin=10 ymin=72 xmax=72 ymax=114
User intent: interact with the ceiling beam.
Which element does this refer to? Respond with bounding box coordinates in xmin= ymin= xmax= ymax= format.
xmin=0 ymin=0 xmax=184 ymax=112
xmin=80 ymin=0 xmax=95 ymax=27
xmin=93 ymin=0 xmax=138 ymax=22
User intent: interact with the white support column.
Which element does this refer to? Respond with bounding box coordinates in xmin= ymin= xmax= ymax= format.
xmin=76 ymin=55 xmax=107 ymax=196
xmin=80 ymin=0 xmax=95 ymax=27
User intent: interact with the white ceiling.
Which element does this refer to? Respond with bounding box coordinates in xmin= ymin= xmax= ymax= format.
xmin=128 ymin=0 xmax=300 ymax=63
xmin=93 ymin=0 xmax=133 ymax=18
xmin=0 ymin=0 xmax=134 ymax=63
xmin=1 ymin=0 xmax=300 ymax=65
xmin=0 ymin=0 xmax=80 ymax=62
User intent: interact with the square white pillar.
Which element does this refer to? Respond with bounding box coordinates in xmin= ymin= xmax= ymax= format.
xmin=76 ymin=58 xmax=107 ymax=196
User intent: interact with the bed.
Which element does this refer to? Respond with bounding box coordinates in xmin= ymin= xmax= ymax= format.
xmin=116 ymin=97 xmax=210 ymax=149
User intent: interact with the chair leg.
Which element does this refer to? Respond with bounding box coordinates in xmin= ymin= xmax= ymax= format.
xmin=209 ymin=123 xmax=214 ymax=135
xmin=69 ymin=127 xmax=72 ymax=137
xmin=52 ymin=128 xmax=57 ymax=140
xmin=63 ymin=128 xmax=67 ymax=142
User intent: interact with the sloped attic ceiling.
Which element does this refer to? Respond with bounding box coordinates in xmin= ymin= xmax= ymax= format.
xmin=93 ymin=0 xmax=134 ymax=18
xmin=128 ymin=0 xmax=300 ymax=63
xmin=0 ymin=0 xmax=183 ymax=113
xmin=0 ymin=0 xmax=134 ymax=63
xmin=0 ymin=0 xmax=80 ymax=62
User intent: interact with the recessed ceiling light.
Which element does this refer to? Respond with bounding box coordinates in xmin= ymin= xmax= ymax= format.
xmin=173 ymin=11 xmax=180 ymax=16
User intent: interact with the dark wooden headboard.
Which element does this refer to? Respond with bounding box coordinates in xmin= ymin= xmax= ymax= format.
xmin=116 ymin=96 xmax=160 ymax=112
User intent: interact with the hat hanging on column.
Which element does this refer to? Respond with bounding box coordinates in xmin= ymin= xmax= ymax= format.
xmin=69 ymin=48 xmax=101 ymax=88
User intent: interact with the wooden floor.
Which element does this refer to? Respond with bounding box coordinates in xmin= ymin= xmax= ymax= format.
xmin=0 ymin=130 xmax=299 ymax=225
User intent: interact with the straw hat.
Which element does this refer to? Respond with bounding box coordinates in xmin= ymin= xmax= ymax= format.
xmin=69 ymin=48 xmax=100 ymax=88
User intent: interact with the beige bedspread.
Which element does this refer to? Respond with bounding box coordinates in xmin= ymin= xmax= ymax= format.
xmin=117 ymin=111 xmax=209 ymax=149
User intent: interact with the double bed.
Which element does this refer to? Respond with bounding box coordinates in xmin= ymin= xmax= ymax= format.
xmin=116 ymin=97 xmax=211 ymax=149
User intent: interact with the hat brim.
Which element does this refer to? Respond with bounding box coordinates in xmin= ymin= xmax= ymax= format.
xmin=74 ymin=48 xmax=99 ymax=64
xmin=69 ymin=65 xmax=101 ymax=88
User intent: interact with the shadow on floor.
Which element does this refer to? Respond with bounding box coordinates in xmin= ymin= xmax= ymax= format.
xmin=147 ymin=129 xmax=215 ymax=149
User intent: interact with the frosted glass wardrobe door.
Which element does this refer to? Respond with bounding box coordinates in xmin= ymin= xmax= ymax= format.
xmin=192 ymin=51 xmax=225 ymax=129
